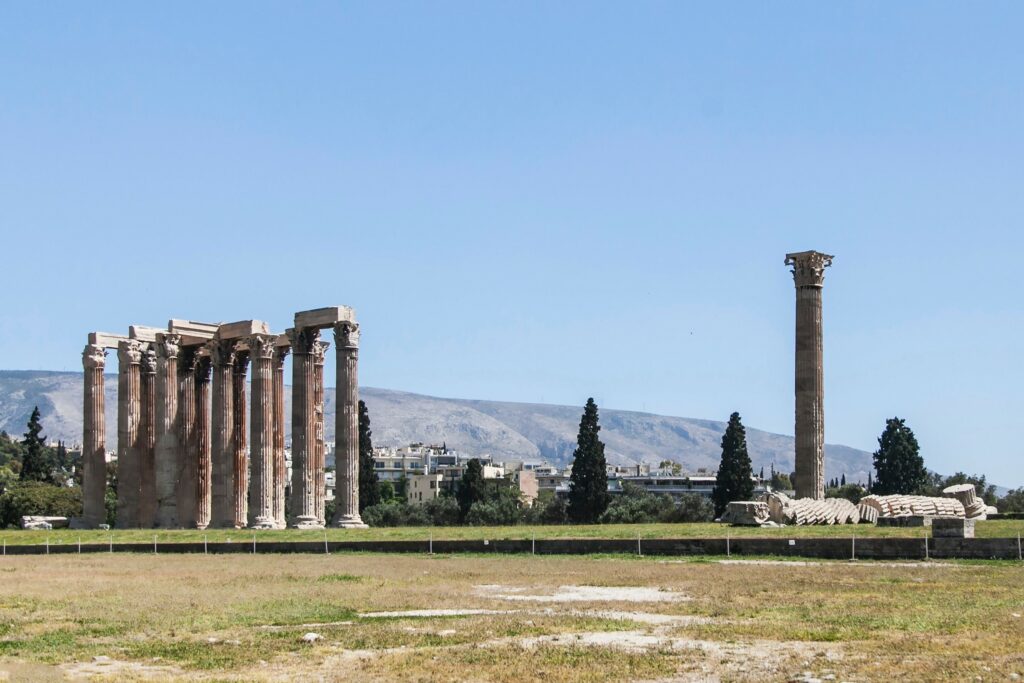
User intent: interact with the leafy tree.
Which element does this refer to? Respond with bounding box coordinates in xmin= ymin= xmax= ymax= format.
xmin=711 ymin=412 xmax=754 ymax=517
xmin=998 ymin=488 xmax=1024 ymax=513
xmin=566 ymin=398 xmax=609 ymax=524
xmin=0 ymin=481 xmax=81 ymax=528
xmin=378 ymin=480 xmax=395 ymax=502
xmin=0 ymin=431 xmax=26 ymax=471
xmin=825 ymin=483 xmax=865 ymax=504
xmin=871 ymin=417 xmax=927 ymax=495
xmin=465 ymin=487 xmax=522 ymax=526
xmin=357 ymin=401 xmax=381 ymax=512
xmin=19 ymin=408 xmax=53 ymax=484
xmin=673 ymin=493 xmax=715 ymax=522
xmin=770 ymin=471 xmax=793 ymax=491
xmin=456 ymin=459 xmax=487 ymax=522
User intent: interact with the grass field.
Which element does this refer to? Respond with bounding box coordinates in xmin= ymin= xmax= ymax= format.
xmin=0 ymin=551 xmax=1022 ymax=681
xmin=4 ymin=518 xmax=1024 ymax=547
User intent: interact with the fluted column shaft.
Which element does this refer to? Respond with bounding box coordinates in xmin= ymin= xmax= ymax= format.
xmin=248 ymin=334 xmax=276 ymax=528
xmin=272 ymin=345 xmax=290 ymax=528
xmin=289 ymin=329 xmax=321 ymax=528
xmin=116 ymin=340 xmax=144 ymax=528
xmin=332 ymin=322 xmax=366 ymax=527
xmin=210 ymin=342 xmax=236 ymax=528
xmin=82 ymin=344 xmax=107 ymax=527
xmin=231 ymin=352 xmax=250 ymax=528
xmin=313 ymin=341 xmax=328 ymax=526
xmin=154 ymin=334 xmax=181 ymax=528
xmin=787 ymin=251 xmax=833 ymax=500
xmin=177 ymin=348 xmax=199 ymax=527
xmin=194 ymin=356 xmax=212 ymax=529
xmin=138 ymin=347 xmax=157 ymax=527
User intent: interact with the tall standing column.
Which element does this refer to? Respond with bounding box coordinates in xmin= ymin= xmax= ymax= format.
xmin=231 ymin=352 xmax=250 ymax=528
xmin=272 ymin=344 xmax=290 ymax=529
xmin=177 ymin=347 xmax=199 ymax=527
xmin=194 ymin=355 xmax=212 ymax=529
xmin=154 ymin=334 xmax=181 ymax=528
xmin=785 ymin=251 xmax=834 ymax=500
xmin=332 ymin=322 xmax=367 ymax=528
xmin=115 ymin=339 xmax=144 ymax=528
xmin=248 ymin=334 xmax=277 ymax=529
xmin=82 ymin=343 xmax=108 ymax=528
xmin=313 ymin=340 xmax=329 ymax=526
xmin=210 ymin=341 xmax=236 ymax=528
xmin=289 ymin=328 xmax=321 ymax=528
xmin=138 ymin=346 xmax=157 ymax=527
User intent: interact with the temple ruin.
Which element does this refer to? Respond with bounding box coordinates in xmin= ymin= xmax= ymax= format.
xmin=78 ymin=306 xmax=366 ymax=530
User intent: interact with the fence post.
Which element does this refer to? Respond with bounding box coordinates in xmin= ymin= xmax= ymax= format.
xmin=252 ymin=533 xmax=256 ymax=555
xmin=78 ymin=536 xmax=81 ymax=554
xmin=532 ymin=533 xmax=535 ymax=556
xmin=205 ymin=535 xmax=208 ymax=555
xmin=637 ymin=532 xmax=642 ymax=557
xmin=109 ymin=534 xmax=113 ymax=553
xmin=924 ymin=533 xmax=929 ymax=561
xmin=46 ymin=536 xmax=49 ymax=555
xmin=429 ymin=532 xmax=433 ymax=555
xmin=153 ymin=535 xmax=157 ymax=555
xmin=1018 ymin=532 xmax=1021 ymax=562
xmin=324 ymin=530 xmax=329 ymax=555
xmin=726 ymin=533 xmax=730 ymax=558
xmin=851 ymin=534 xmax=855 ymax=561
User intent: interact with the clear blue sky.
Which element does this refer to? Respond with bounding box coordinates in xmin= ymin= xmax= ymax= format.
xmin=1 ymin=3 xmax=1021 ymax=486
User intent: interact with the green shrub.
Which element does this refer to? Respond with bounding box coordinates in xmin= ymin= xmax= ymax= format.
xmin=0 ymin=481 xmax=82 ymax=528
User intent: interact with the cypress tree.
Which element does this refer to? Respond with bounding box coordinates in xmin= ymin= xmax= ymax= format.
xmin=457 ymin=458 xmax=487 ymax=521
xmin=357 ymin=400 xmax=380 ymax=512
xmin=19 ymin=407 xmax=52 ymax=483
xmin=840 ymin=473 xmax=846 ymax=486
xmin=871 ymin=417 xmax=927 ymax=495
xmin=711 ymin=412 xmax=754 ymax=517
xmin=566 ymin=398 xmax=609 ymax=524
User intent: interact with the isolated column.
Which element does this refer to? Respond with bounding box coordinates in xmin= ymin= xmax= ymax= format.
xmin=81 ymin=343 xmax=108 ymax=528
xmin=154 ymin=334 xmax=181 ymax=528
xmin=210 ymin=341 xmax=236 ymax=528
xmin=231 ymin=352 xmax=250 ymax=528
xmin=289 ymin=328 xmax=321 ymax=528
xmin=785 ymin=250 xmax=834 ymax=500
xmin=332 ymin=321 xmax=367 ymax=527
xmin=194 ymin=355 xmax=212 ymax=529
xmin=138 ymin=346 xmax=157 ymax=527
xmin=248 ymin=334 xmax=277 ymax=529
xmin=115 ymin=339 xmax=143 ymax=528
xmin=177 ymin=347 xmax=199 ymax=527
xmin=272 ymin=344 xmax=290 ymax=529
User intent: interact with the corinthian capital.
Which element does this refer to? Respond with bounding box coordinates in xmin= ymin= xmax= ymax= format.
xmin=117 ymin=339 xmax=144 ymax=365
xmin=82 ymin=344 xmax=107 ymax=370
xmin=247 ymin=333 xmax=277 ymax=360
xmin=289 ymin=327 xmax=321 ymax=355
xmin=207 ymin=339 xmax=237 ymax=368
xmin=155 ymin=333 xmax=181 ymax=360
xmin=311 ymin=340 xmax=330 ymax=365
xmin=273 ymin=344 xmax=290 ymax=369
xmin=785 ymin=250 xmax=834 ymax=288
xmin=333 ymin=321 xmax=360 ymax=350
xmin=140 ymin=345 xmax=157 ymax=374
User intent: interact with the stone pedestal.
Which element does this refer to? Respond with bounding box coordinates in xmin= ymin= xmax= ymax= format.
xmin=115 ymin=340 xmax=143 ymax=528
xmin=273 ymin=345 xmax=290 ymax=529
xmin=932 ymin=517 xmax=975 ymax=538
xmin=154 ymin=334 xmax=181 ymax=528
xmin=785 ymin=251 xmax=833 ymax=500
xmin=81 ymin=344 xmax=108 ymax=528
xmin=332 ymin=322 xmax=367 ymax=528
xmin=210 ymin=341 xmax=236 ymax=528
xmin=248 ymin=334 xmax=277 ymax=529
xmin=138 ymin=347 xmax=157 ymax=527
xmin=231 ymin=352 xmax=250 ymax=528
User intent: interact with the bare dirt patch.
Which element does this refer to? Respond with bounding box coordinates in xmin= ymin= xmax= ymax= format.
xmin=475 ymin=584 xmax=689 ymax=603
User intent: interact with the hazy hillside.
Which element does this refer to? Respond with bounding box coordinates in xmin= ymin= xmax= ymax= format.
xmin=0 ymin=370 xmax=872 ymax=483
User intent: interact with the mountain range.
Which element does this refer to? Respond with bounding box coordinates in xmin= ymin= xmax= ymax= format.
xmin=0 ymin=370 xmax=873 ymax=483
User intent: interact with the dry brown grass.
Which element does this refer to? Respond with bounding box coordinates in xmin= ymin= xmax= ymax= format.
xmin=0 ymin=553 xmax=1021 ymax=681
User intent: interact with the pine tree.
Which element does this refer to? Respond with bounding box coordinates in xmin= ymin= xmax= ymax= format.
xmin=711 ymin=412 xmax=755 ymax=517
xmin=566 ymin=398 xmax=609 ymax=524
xmin=871 ymin=417 xmax=927 ymax=495
xmin=457 ymin=459 xmax=487 ymax=521
xmin=19 ymin=407 xmax=52 ymax=483
xmin=357 ymin=400 xmax=380 ymax=512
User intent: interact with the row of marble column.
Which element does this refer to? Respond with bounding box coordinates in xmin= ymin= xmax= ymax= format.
xmin=80 ymin=322 xmax=365 ymax=529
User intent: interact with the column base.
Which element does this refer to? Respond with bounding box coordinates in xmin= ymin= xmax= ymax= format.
xmin=250 ymin=516 xmax=276 ymax=530
xmin=333 ymin=514 xmax=368 ymax=529
xmin=290 ymin=515 xmax=324 ymax=530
